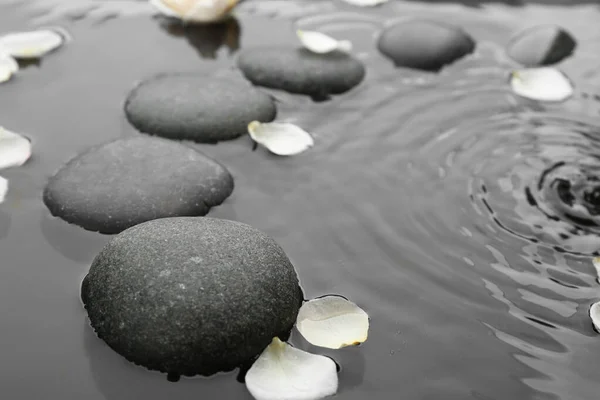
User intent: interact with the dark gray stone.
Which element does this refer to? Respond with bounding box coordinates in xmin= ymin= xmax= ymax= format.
xmin=81 ymin=217 xmax=304 ymax=377
xmin=377 ymin=19 xmax=475 ymax=71
xmin=507 ymin=25 xmax=576 ymax=67
xmin=124 ymin=73 xmax=277 ymax=142
xmin=43 ymin=137 xmax=233 ymax=234
xmin=237 ymin=47 xmax=366 ymax=99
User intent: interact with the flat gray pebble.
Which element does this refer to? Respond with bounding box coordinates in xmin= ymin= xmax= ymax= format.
xmin=43 ymin=137 xmax=233 ymax=234
xmin=81 ymin=217 xmax=304 ymax=377
xmin=237 ymin=47 xmax=366 ymax=98
xmin=377 ymin=19 xmax=475 ymax=71
xmin=507 ymin=25 xmax=576 ymax=67
xmin=124 ymin=73 xmax=276 ymax=142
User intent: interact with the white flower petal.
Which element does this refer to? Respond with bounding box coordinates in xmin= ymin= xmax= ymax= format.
xmin=245 ymin=337 xmax=338 ymax=400
xmin=0 ymin=176 xmax=7 ymax=204
xmin=0 ymin=29 xmax=66 ymax=59
xmin=248 ymin=121 xmax=314 ymax=156
xmin=297 ymin=30 xmax=352 ymax=54
xmin=296 ymin=296 xmax=369 ymax=349
xmin=0 ymin=127 xmax=32 ymax=170
xmin=593 ymin=257 xmax=600 ymax=283
xmin=149 ymin=0 xmax=180 ymax=17
xmin=151 ymin=0 xmax=238 ymax=23
xmin=0 ymin=53 xmax=18 ymax=83
xmin=510 ymin=67 xmax=573 ymax=102
xmin=340 ymin=0 xmax=389 ymax=6
xmin=590 ymin=302 xmax=600 ymax=332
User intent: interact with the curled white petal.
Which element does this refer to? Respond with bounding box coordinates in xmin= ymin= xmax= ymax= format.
xmin=590 ymin=302 xmax=600 ymax=332
xmin=0 ymin=29 xmax=66 ymax=59
xmin=297 ymin=30 xmax=352 ymax=54
xmin=593 ymin=257 xmax=600 ymax=282
xmin=510 ymin=68 xmax=573 ymax=102
xmin=0 ymin=127 xmax=32 ymax=170
xmin=296 ymin=296 xmax=369 ymax=349
xmin=150 ymin=0 xmax=238 ymax=23
xmin=248 ymin=121 xmax=314 ymax=156
xmin=0 ymin=52 xmax=18 ymax=83
xmin=0 ymin=176 xmax=7 ymax=204
xmin=340 ymin=0 xmax=389 ymax=6
xmin=245 ymin=337 xmax=338 ymax=400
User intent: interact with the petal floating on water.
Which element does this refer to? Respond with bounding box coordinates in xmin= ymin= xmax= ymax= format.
xmin=0 ymin=127 xmax=32 ymax=170
xmin=245 ymin=337 xmax=338 ymax=400
xmin=0 ymin=176 xmax=7 ymax=204
xmin=593 ymin=257 xmax=600 ymax=282
xmin=149 ymin=0 xmax=180 ymax=18
xmin=248 ymin=121 xmax=314 ymax=156
xmin=151 ymin=0 xmax=238 ymax=23
xmin=0 ymin=29 xmax=67 ymax=59
xmin=340 ymin=0 xmax=389 ymax=6
xmin=296 ymin=296 xmax=369 ymax=349
xmin=590 ymin=302 xmax=600 ymax=332
xmin=510 ymin=67 xmax=573 ymax=102
xmin=297 ymin=30 xmax=352 ymax=54
xmin=0 ymin=52 xmax=18 ymax=83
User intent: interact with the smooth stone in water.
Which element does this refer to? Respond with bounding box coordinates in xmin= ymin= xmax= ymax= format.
xmin=124 ymin=73 xmax=277 ymax=142
xmin=377 ymin=19 xmax=475 ymax=71
xmin=43 ymin=137 xmax=233 ymax=234
xmin=81 ymin=217 xmax=304 ymax=377
xmin=506 ymin=25 xmax=576 ymax=67
xmin=237 ymin=47 xmax=366 ymax=98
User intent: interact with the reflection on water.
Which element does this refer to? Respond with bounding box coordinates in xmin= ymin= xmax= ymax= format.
xmin=2 ymin=1 xmax=600 ymax=400
xmin=159 ymin=17 xmax=241 ymax=59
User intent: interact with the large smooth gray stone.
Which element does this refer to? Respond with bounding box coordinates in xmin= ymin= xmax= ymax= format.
xmin=81 ymin=217 xmax=304 ymax=377
xmin=507 ymin=25 xmax=576 ymax=67
xmin=124 ymin=73 xmax=277 ymax=142
xmin=43 ymin=137 xmax=233 ymax=234
xmin=237 ymin=47 xmax=366 ymax=99
xmin=377 ymin=19 xmax=475 ymax=71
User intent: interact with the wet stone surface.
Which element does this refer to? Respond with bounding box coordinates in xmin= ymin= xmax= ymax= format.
xmin=43 ymin=136 xmax=234 ymax=234
xmin=81 ymin=217 xmax=304 ymax=377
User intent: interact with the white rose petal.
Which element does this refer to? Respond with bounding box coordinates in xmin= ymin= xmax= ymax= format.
xmin=296 ymin=296 xmax=369 ymax=349
xmin=248 ymin=121 xmax=314 ymax=156
xmin=510 ymin=67 xmax=573 ymax=102
xmin=0 ymin=176 xmax=7 ymax=204
xmin=0 ymin=52 xmax=18 ymax=83
xmin=245 ymin=337 xmax=338 ymax=400
xmin=592 ymin=257 xmax=600 ymax=283
xmin=297 ymin=30 xmax=352 ymax=54
xmin=0 ymin=29 xmax=67 ymax=59
xmin=150 ymin=0 xmax=238 ymax=23
xmin=0 ymin=127 xmax=32 ymax=170
xmin=590 ymin=302 xmax=600 ymax=332
xmin=340 ymin=0 xmax=389 ymax=6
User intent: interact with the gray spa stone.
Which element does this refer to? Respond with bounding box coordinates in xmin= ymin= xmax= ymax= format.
xmin=124 ymin=73 xmax=277 ymax=142
xmin=237 ymin=47 xmax=366 ymax=98
xmin=507 ymin=25 xmax=576 ymax=67
xmin=377 ymin=19 xmax=475 ymax=71
xmin=43 ymin=137 xmax=233 ymax=234
xmin=81 ymin=217 xmax=304 ymax=377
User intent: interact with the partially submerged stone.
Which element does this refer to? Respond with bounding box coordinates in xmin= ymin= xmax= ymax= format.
xmin=43 ymin=137 xmax=233 ymax=234
xmin=124 ymin=73 xmax=276 ymax=142
xmin=237 ymin=47 xmax=365 ymax=99
xmin=506 ymin=25 xmax=576 ymax=67
xmin=377 ymin=19 xmax=475 ymax=71
xmin=81 ymin=217 xmax=304 ymax=377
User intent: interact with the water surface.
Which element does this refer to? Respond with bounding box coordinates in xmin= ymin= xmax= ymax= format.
xmin=1 ymin=1 xmax=600 ymax=399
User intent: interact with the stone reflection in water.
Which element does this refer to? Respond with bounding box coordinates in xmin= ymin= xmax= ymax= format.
xmin=159 ymin=17 xmax=241 ymax=59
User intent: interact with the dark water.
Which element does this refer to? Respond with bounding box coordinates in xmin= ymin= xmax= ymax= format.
xmin=1 ymin=0 xmax=600 ymax=399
